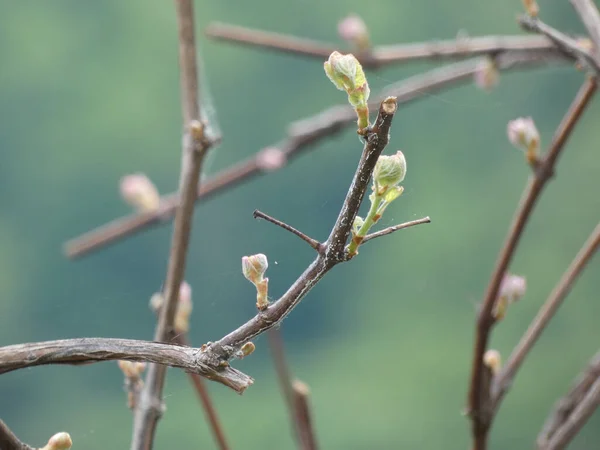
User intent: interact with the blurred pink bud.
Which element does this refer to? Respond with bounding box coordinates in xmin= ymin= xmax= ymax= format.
xmin=507 ymin=117 xmax=540 ymax=154
xmin=175 ymin=281 xmax=193 ymax=333
xmin=338 ymin=14 xmax=370 ymax=51
xmin=499 ymin=274 xmax=527 ymax=304
xmin=120 ymin=173 xmax=160 ymax=212
xmin=118 ymin=360 xmax=147 ymax=378
xmin=473 ymin=58 xmax=499 ymax=92
xmin=257 ymin=147 xmax=287 ymax=172
xmin=484 ymin=349 xmax=501 ymax=375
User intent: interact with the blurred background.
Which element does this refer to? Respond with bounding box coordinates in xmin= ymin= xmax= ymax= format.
xmin=1 ymin=1 xmax=599 ymax=449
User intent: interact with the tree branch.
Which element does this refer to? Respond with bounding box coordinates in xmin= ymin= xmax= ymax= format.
xmin=205 ymin=22 xmax=563 ymax=68
xmin=361 ymin=216 xmax=431 ymax=244
xmin=467 ymin=77 xmax=597 ymax=450
xmin=492 ymin=221 xmax=600 ymax=410
xmin=131 ymin=1 xmax=216 ymax=448
xmin=253 ymin=209 xmax=323 ymax=252
xmin=518 ymin=15 xmax=600 ymax=75
xmin=63 ymin=48 xmax=568 ymax=260
xmin=571 ymin=0 xmax=600 ymax=62
xmin=537 ymin=351 xmax=600 ymax=449
xmin=292 ymin=380 xmax=319 ymax=450
xmin=0 ymin=419 xmax=33 ymax=450
xmin=0 ymin=338 xmax=253 ymax=393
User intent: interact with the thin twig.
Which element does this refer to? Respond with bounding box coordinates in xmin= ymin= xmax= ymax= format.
xmin=205 ymin=22 xmax=562 ymax=68
xmin=292 ymin=380 xmax=319 ymax=450
xmin=131 ymin=1 xmax=215 ymax=448
xmin=467 ymin=77 xmax=597 ymax=450
xmin=518 ymin=15 xmax=600 ymax=75
xmin=571 ymin=0 xmax=600 ymax=62
xmin=493 ymin=222 xmax=600 ymax=410
xmin=63 ymin=49 xmax=568 ymax=260
xmin=361 ymin=216 xmax=431 ymax=244
xmin=0 ymin=419 xmax=33 ymax=450
xmin=175 ymin=334 xmax=230 ymax=450
xmin=253 ymin=209 xmax=323 ymax=252
xmin=0 ymin=338 xmax=253 ymax=392
xmin=537 ymin=351 xmax=600 ymax=449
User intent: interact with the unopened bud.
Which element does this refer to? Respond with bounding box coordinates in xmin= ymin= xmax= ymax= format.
xmin=474 ymin=57 xmax=499 ymax=92
xmin=484 ymin=350 xmax=501 ymax=375
xmin=523 ymin=0 xmax=539 ymax=16
xmin=373 ymin=151 xmax=406 ymax=190
xmin=174 ymin=281 xmax=193 ymax=333
xmin=240 ymin=342 xmax=256 ymax=358
xmin=242 ymin=254 xmax=268 ymax=284
xmin=352 ymin=216 xmax=364 ymax=234
xmin=499 ymin=274 xmax=526 ymax=304
xmin=338 ymin=14 xmax=370 ymax=51
xmin=507 ymin=117 xmax=540 ymax=164
xmin=118 ymin=360 xmax=147 ymax=378
xmin=120 ymin=173 xmax=160 ymax=212
xmin=42 ymin=432 xmax=72 ymax=450
xmin=324 ymin=51 xmax=370 ymax=130
xmin=257 ymin=147 xmax=287 ymax=172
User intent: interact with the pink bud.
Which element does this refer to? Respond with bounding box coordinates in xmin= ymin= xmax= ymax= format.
xmin=473 ymin=58 xmax=499 ymax=92
xmin=120 ymin=173 xmax=160 ymax=212
xmin=257 ymin=147 xmax=287 ymax=172
xmin=499 ymin=274 xmax=527 ymax=304
xmin=338 ymin=14 xmax=370 ymax=51
xmin=507 ymin=117 xmax=539 ymax=151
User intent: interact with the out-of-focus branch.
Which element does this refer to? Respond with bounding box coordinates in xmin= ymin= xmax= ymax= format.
xmin=63 ymin=48 xmax=567 ymax=260
xmin=205 ymin=22 xmax=563 ymax=68
xmin=537 ymin=351 xmax=600 ymax=449
xmin=131 ymin=1 xmax=217 ymax=448
xmin=0 ymin=419 xmax=34 ymax=450
xmin=493 ymin=222 xmax=600 ymax=410
xmin=467 ymin=77 xmax=597 ymax=450
xmin=175 ymin=334 xmax=230 ymax=450
xmin=292 ymin=380 xmax=319 ymax=450
xmin=0 ymin=338 xmax=252 ymax=393
xmin=571 ymin=0 xmax=600 ymax=62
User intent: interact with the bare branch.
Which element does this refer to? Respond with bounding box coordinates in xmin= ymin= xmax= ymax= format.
xmin=0 ymin=338 xmax=253 ymax=393
xmin=467 ymin=77 xmax=597 ymax=450
xmin=205 ymin=22 xmax=564 ymax=69
xmin=292 ymin=380 xmax=319 ymax=450
xmin=175 ymin=335 xmax=230 ymax=450
xmin=63 ymin=49 xmax=568 ymax=260
xmin=493 ymin=222 xmax=600 ymax=409
xmin=538 ymin=351 xmax=600 ymax=449
xmin=0 ymin=419 xmax=34 ymax=450
xmin=131 ymin=0 xmax=216 ymax=447
xmin=518 ymin=15 xmax=600 ymax=75
xmin=361 ymin=216 xmax=431 ymax=244
xmin=571 ymin=0 xmax=600 ymax=61
xmin=253 ymin=209 xmax=323 ymax=252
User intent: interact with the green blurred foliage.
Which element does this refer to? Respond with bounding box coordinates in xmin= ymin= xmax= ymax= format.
xmin=1 ymin=1 xmax=599 ymax=449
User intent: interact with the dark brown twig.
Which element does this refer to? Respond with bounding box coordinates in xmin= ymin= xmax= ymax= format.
xmin=205 ymin=22 xmax=561 ymax=68
xmin=467 ymin=77 xmax=597 ymax=450
xmin=361 ymin=216 xmax=431 ymax=244
xmin=253 ymin=210 xmax=323 ymax=252
xmin=292 ymin=380 xmax=319 ymax=450
xmin=175 ymin=334 xmax=230 ymax=450
xmin=571 ymin=0 xmax=600 ymax=62
xmin=63 ymin=47 xmax=569 ymax=260
xmin=0 ymin=419 xmax=33 ymax=450
xmin=0 ymin=338 xmax=253 ymax=392
xmin=131 ymin=1 xmax=215 ymax=448
xmin=537 ymin=351 xmax=600 ymax=449
xmin=493 ymin=222 xmax=600 ymax=410
xmin=518 ymin=15 xmax=600 ymax=75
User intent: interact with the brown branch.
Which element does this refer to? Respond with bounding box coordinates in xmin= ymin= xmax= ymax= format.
xmin=518 ymin=15 xmax=600 ymax=75
xmin=492 ymin=221 xmax=600 ymax=410
xmin=292 ymin=380 xmax=319 ymax=450
xmin=0 ymin=419 xmax=33 ymax=450
xmin=0 ymin=338 xmax=252 ymax=393
xmin=571 ymin=0 xmax=600 ymax=62
xmin=131 ymin=1 xmax=215 ymax=448
xmin=467 ymin=77 xmax=597 ymax=450
xmin=253 ymin=209 xmax=323 ymax=252
xmin=195 ymin=98 xmax=399 ymax=371
xmin=361 ymin=216 xmax=431 ymax=244
xmin=175 ymin=334 xmax=230 ymax=450
xmin=537 ymin=351 xmax=600 ymax=449
xmin=205 ymin=22 xmax=563 ymax=69
xmin=63 ymin=48 xmax=568 ymax=260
